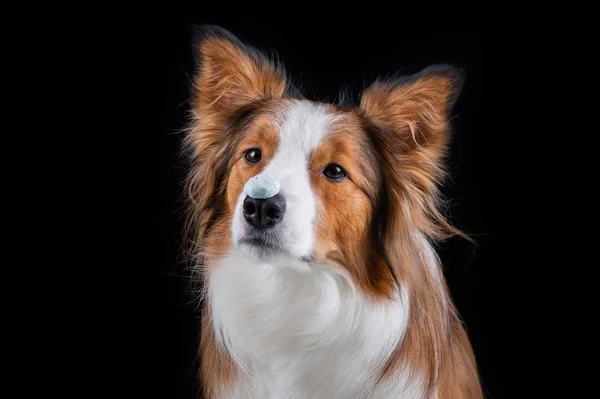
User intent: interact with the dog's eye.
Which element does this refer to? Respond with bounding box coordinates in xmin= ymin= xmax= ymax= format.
xmin=323 ymin=164 xmax=347 ymax=181
xmin=244 ymin=148 xmax=262 ymax=164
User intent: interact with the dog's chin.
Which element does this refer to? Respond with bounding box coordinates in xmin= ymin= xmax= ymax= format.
xmin=236 ymin=235 xmax=314 ymax=269
xmin=238 ymin=236 xmax=282 ymax=259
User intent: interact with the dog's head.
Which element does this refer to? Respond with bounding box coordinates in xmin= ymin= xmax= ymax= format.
xmin=185 ymin=26 xmax=464 ymax=298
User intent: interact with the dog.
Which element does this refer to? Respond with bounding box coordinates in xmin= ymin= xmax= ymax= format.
xmin=184 ymin=25 xmax=483 ymax=398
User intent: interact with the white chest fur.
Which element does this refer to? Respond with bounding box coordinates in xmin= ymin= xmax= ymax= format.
xmin=207 ymin=250 xmax=423 ymax=398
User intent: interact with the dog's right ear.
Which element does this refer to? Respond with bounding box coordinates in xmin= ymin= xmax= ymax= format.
xmin=191 ymin=25 xmax=287 ymax=118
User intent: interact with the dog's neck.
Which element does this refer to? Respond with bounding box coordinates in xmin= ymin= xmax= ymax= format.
xmin=206 ymin=242 xmax=441 ymax=398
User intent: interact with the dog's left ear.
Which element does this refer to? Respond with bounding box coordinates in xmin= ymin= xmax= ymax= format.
xmin=360 ymin=65 xmax=464 ymax=155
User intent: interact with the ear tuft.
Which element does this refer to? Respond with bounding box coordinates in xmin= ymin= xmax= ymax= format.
xmin=190 ymin=24 xmax=246 ymax=63
xmin=191 ymin=25 xmax=287 ymax=116
xmin=414 ymin=64 xmax=465 ymax=112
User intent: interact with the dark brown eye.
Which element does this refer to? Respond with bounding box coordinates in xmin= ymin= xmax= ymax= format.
xmin=244 ymin=148 xmax=262 ymax=164
xmin=323 ymin=163 xmax=347 ymax=181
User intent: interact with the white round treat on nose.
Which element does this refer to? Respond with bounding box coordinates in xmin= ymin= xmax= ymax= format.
xmin=243 ymin=174 xmax=280 ymax=199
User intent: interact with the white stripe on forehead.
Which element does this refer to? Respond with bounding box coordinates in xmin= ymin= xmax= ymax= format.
xmin=279 ymin=100 xmax=334 ymax=153
xmin=263 ymin=100 xmax=336 ymax=176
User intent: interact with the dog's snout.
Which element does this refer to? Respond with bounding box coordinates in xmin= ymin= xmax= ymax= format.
xmin=243 ymin=194 xmax=286 ymax=229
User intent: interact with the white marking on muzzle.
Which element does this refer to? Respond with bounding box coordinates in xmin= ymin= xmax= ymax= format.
xmin=243 ymin=174 xmax=280 ymax=199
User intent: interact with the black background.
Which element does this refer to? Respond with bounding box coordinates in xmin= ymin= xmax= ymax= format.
xmin=111 ymin=12 xmax=528 ymax=399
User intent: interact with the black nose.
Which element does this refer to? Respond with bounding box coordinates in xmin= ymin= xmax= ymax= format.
xmin=243 ymin=194 xmax=286 ymax=229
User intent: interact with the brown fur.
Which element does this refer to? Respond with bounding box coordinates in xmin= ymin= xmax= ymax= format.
xmin=185 ymin=26 xmax=483 ymax=398
xmin=359 ymin=70 xmax=482 ymax=398
xmin=308 ymin=108 xmax=395 ymax=298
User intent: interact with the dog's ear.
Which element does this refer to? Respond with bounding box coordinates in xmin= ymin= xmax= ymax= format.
xmin=360 ymin=64 xmax=463 ymax=157
xmin=364 ymin=65 xmax=467 ymax=251
xmin=191 ymin=25 xmax=287 ymax=117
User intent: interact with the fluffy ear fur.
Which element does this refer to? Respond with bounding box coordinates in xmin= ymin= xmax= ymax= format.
xmin=361 ymin=65 xmax=466 ymax=245
xmin=191 ymin=25 xmax=287 ymax=117
xmin=360 ymin=65 xmax=463 ymax=152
